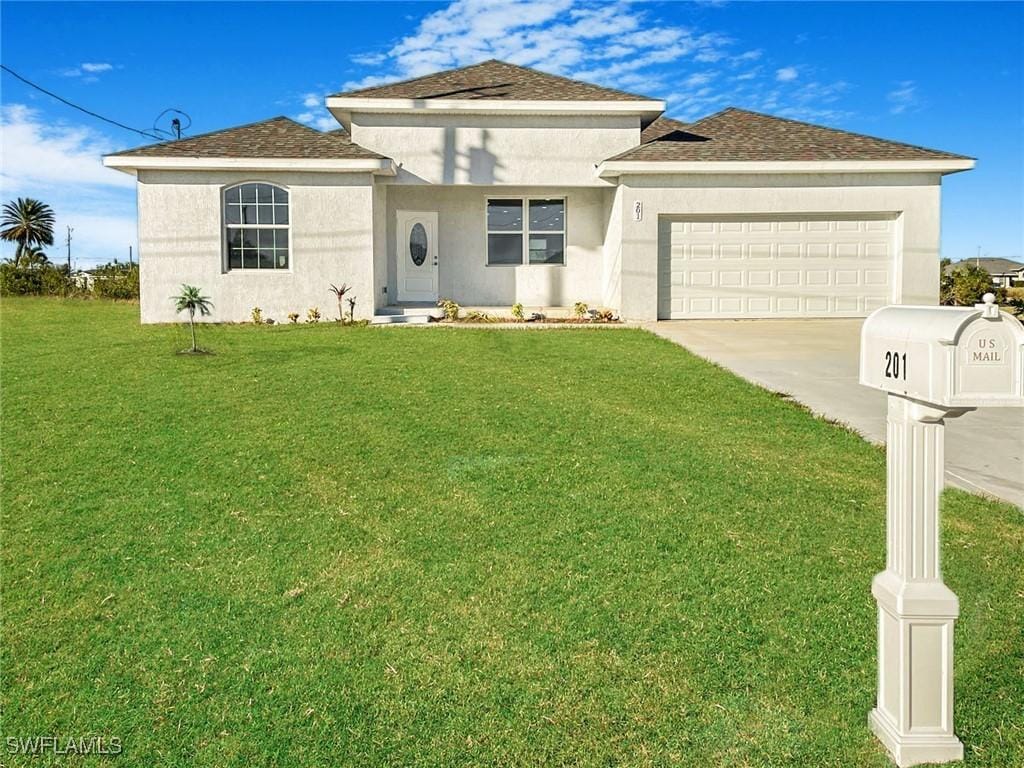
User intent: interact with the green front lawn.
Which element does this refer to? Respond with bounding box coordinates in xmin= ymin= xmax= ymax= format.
xmin=2 ymin=298 xmax=1021 ymax=767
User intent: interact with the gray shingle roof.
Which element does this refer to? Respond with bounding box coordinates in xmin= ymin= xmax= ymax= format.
xmin=110 ymin=117 xmax=384 ymax=159
xmin=945 ymin=258 xmax=1024 ymax=275
xmin=606 ymin=108 xmax=972 ymax=163
xmin=332 ymin=59 xmax=656 ymax=102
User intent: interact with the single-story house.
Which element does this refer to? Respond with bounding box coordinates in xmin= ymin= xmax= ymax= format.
xmin=944 ymin=257 xmax=1024 ymax=289
xmin=104 ymin=60 xmax=974 ymax=323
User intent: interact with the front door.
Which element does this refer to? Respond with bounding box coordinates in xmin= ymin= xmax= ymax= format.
xmin=396 ymin=211 xmax=439 ymax=302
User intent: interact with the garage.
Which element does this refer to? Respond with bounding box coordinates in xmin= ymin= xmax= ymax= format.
xmin=657 ymin=215 xmax=896 ymax=319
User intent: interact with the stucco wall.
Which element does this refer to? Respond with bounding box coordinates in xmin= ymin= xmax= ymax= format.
xmin=613 ymin=172 xmax=943 ymax=320
xmin=136 ymin=170 xmax=377 ymax=323
xmin=385 ymin=185 xmax=612 ymax=308
xmin=350 ymin=113 xmax=637 ymax=187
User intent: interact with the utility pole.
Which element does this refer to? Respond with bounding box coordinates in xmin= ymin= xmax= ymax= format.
xmin=129 ymin=245 xmax=133 ymax=265
xmin=66 ymin=226 xmax=73 ymax=273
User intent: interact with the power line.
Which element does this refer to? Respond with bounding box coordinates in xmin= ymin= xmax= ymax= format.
xmin=0 ymin=64 xmax=164 ymax=140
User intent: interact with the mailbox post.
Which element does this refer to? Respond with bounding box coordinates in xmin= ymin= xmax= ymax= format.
xmin=859 ymin=294 xmax=1024 ymax=767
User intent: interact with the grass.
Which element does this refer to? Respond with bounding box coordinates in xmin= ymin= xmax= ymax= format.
xmin=1 ymin=297 xmax=1021 ymax=767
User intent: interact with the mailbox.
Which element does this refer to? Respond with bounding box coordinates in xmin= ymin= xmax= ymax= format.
xmin=861 ymin=294 xmax=1024 ymax=408
xmin=859 ymin=294 xmax=1024 ymax=768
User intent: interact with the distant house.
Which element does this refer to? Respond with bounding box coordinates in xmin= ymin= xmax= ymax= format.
xmin=944 ymin=258 xmax=1024 ymax=288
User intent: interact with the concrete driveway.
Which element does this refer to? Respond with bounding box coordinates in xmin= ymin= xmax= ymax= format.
xmin=647 ymin=319 xmax=1024 ymax=508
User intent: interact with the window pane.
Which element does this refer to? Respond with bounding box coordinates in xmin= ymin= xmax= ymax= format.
xmin=273 ymin=187 xmax=288 ymax=204
xmin=241 ymin=229 xmax=256 ymax=248
xmin=241 ymin=205 xmax=257 ymax=224
xmin=227 ymin=230 xmax=242 ymax=248
xmin=225 ymin=204 xmax=241 ymax=225
xmin=529 ymin=199 xmax=564 ymax=231
xmin=274 ymin=230 xmax=288 ymax=249
xmin=528 ymin=233 xmax=564 ymax=264
xmin=487 ymin=233 xmax=523 ymax=265
xmin=242 ymin=250 xmax=258 ymax=269
xmin=240 ymin=184 xmax=258 ymax=203
xmin=256 ymin=204 xmax=273 ymax=225
xmin=225 ymin=186 xmax=241 ymax=204
xmin=228 ymin=247 xmax=242 ymax=269
xmin=274 ymin=205 xmax=289 ymax=225
xmin=257 ymin=230 xmax=274 ymax=248
xmin=276 ymin=248 xmax=289 ymax=268
xmin=487 ymin=199 xmax=522 ymax=231
xmin=256 ymin=184 xmax=273 ymax=203
xmin=258 ymin=250 xmax=276 ymax=269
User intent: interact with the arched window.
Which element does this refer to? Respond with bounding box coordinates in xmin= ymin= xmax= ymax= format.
xmin=224 ymin=183 xmax=289 ymax=270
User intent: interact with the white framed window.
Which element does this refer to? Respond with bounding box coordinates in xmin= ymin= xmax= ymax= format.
xmin=486 ymin=197 xmax=565 ymax=266
xmin=224 ymin=182 xmax=289 ymax=271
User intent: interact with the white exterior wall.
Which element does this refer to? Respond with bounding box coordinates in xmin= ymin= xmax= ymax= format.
xmin=614 ymin=172 xmax=943 ymax=320
xmin=385 ymin=185 xmax=612 ymax=308
xmin=602 ymin=185 xmax=624 ymax=309
xmin=136 ymin=170 xmax=377 ymax=323
xmin=350 ymin=113 xmax=637 ymax=187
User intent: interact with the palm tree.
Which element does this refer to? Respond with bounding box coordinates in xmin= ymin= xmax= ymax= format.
xmin=328 ymin=283 xmax=351 ymax=321
xmin=172 ymin=285 xmax=213 ymax=352
xmin=1 ymin=198 xmax=56 ymax=265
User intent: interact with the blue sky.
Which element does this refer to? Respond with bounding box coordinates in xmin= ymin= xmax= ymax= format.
xmin=1 ymin=0 xmax=1021 ymax=267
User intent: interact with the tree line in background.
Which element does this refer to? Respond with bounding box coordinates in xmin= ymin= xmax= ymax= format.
xmin=0 ymin=198 xmax=139 ymax=299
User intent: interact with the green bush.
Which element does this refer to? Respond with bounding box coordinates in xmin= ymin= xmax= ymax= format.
xmin=0 ymin=263 xmax=75 ymax=296
xmin=939 ymin=261 xmax=1005 ymax=306
xmin=91 ymin=261 xmax=139 ymax=300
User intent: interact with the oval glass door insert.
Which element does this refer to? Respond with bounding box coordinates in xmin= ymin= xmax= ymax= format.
xmin=409 ymin=223 xmax=428 ymax=267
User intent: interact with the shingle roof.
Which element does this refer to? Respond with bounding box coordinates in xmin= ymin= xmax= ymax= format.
xmin=640 ymin=116 xmax=691 ymax=144
xmin=332 ymin=59 xmax=656 ymax=102
xmin=109 ymin=117 xmax=385 ymax=159
xmin=606 ymin=107 xmax=972 ymax=163
xmin=945 ymin=258 xmax=1024 ymax=275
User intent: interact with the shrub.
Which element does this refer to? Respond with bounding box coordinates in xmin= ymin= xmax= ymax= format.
xmin=437 ymin=298 xmax=460 ymax=321
xmin=288 ymin=312 xmax=300 ymax=324
xmin=250 ymin=307 xmax=263 ymax=325
xmin=306 ymin=307 xmax=321 ymax=323
xmin=465 ymin=310 xmax=496 ymax=322
xmin=346 ymin=296 xmax=356 ymax=322
xmin=573 ymin=301 xmax=588 ymax=319
xmin=0 ymin=262 xmax=74 ymax=296
xmin=594 ymin=309 xmax=615 ymax=322
xmin=941 ymin=261 xmax=1005 ymax=307
xmin=511 ymin=302 xmax=525 ymax=321
xmin=91 ymin=261 xmax=139 ymax=299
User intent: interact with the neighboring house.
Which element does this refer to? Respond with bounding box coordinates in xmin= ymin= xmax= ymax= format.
xmin=104 ymin=60 xmax=974 ymax=323
xmin=944 ymin=258 xmax=1024 ymax=288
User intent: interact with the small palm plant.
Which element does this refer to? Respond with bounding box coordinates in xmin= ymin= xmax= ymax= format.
xmin=329 ymin=283 xmax=351 ymax=321
xmin=172 ymin=284 xmax=213 ymax=353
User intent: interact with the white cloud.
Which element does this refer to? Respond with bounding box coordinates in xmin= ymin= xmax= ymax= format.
xmin=81 ymin=62 xmax=113 ymax=73
xmin=0 ymin=104 xmax=134 ymax=190
xmin=776 ymin=66 xmax=798 ymax=82
xmin=0 ymin=104 xmax=137 ymax=267
xmin=294 ymin=110 xmax=339 ymax=132
xmin=60 ymin=62 xmax=115 ymax=80
xmin=302 ymin=93 xmax=320 ymax=108
xmin=887 ymin=80 xmax=919 ymax=114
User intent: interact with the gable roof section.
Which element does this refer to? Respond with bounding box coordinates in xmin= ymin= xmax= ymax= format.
xmin=605 ymin=108 xmax=973 ymax=164
xmin=108 ymin=117 xmax=384 ymax=160
xmin=640 ymin=116 xmax=691 ymax=144
xmin=333 ymin=59 xmax=654 ymax=102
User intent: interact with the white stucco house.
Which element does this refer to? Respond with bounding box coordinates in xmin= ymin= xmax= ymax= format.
xmin=104 ymin=60 xmax=974 ymax=323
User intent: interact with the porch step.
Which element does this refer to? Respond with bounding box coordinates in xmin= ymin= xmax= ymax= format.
xmin=370 ymin=313 xmax=433 ymax=325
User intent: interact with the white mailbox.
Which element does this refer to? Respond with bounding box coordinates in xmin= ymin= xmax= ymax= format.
xmin=859 ymin=294 xmax=1024 ymax=768
xmin=861 ymin=294 xmax=1024 ymax=408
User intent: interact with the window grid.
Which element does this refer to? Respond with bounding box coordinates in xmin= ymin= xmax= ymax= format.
xmin=224 ymin=183 xmax=290 ymax=271
xmin=486 ymin=197 xmax=566 ymax=266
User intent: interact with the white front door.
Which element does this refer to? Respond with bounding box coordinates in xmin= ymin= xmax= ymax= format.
xmin=396 ymin=210 xmax=439 ymax=302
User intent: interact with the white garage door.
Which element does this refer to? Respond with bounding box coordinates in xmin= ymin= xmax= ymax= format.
xmin=658 ymin=215 xmax=895 ymax=319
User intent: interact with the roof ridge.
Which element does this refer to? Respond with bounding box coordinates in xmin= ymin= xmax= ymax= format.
xmin=696 ymin=107 xmax=973 ymax=160
xmin=332 ymin=58 xmax=658 ymax=101
xmin=334 ymin=59 xmax=502 ymax=98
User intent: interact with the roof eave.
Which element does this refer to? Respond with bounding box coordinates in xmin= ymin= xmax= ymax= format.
xmin=102 ymin=155 xmax=397 ymax=175
xmin=327 ymin=97 xmax=666 ymax=130
xmin=596 ymin=158 xmax=976 ymax=178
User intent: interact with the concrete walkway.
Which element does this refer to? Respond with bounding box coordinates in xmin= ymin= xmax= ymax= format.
xmin=646 ymin=319 xmax=1024 ymax=508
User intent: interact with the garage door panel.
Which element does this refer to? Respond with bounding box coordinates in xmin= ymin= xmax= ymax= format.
xmin=658 ymin=215 xmax=895 ymax=319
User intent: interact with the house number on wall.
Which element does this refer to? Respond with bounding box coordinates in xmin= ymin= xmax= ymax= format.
xmin=633 ymin=200 xmax=642 ymax=221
